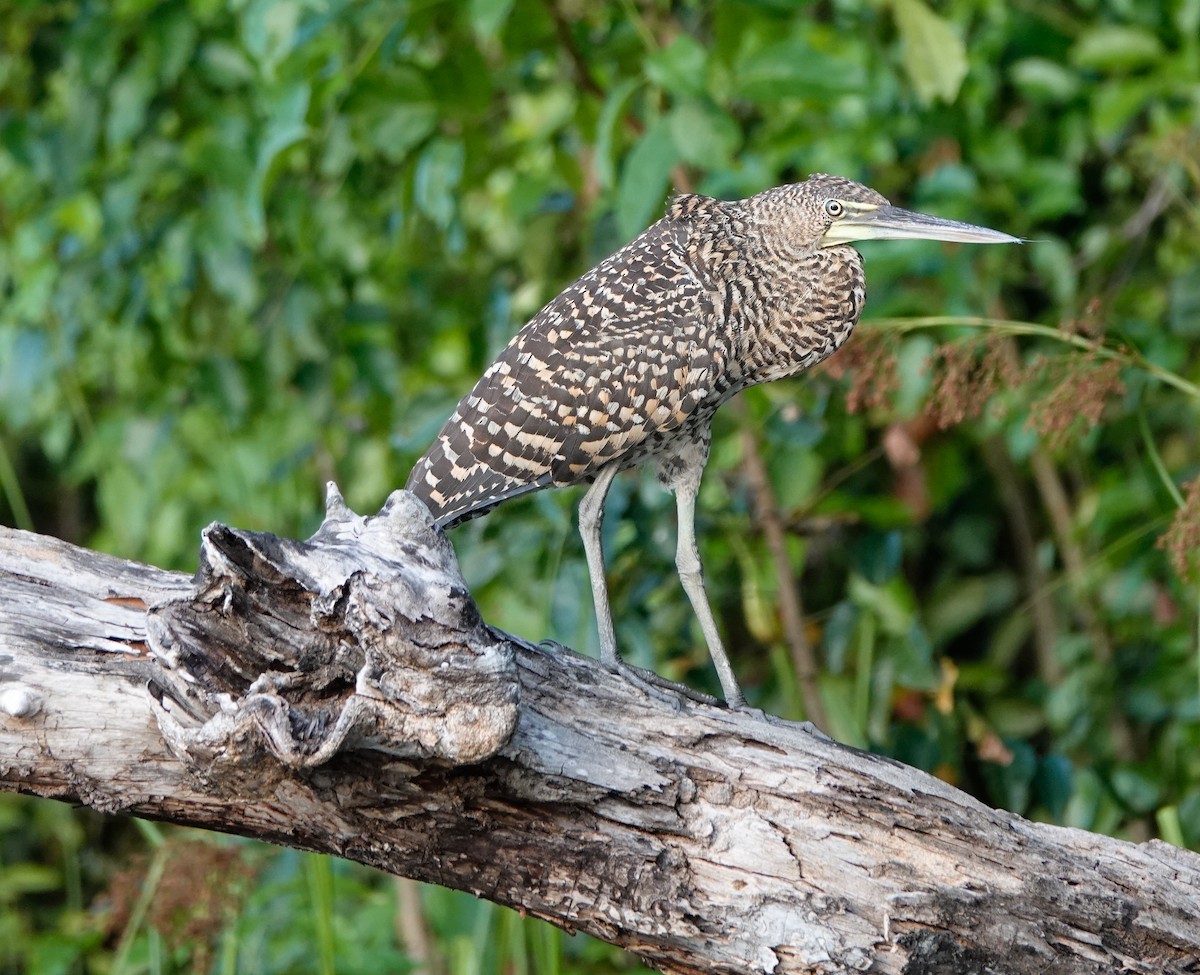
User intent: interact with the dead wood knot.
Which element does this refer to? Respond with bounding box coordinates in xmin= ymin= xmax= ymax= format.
xmin=143 ymin=483 xmax=519 ymax=792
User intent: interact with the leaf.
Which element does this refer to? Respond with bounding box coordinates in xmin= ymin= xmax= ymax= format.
xmin=594 ymin=78 xmax=640 ymax=190
xmin=765 ymin=446 xmax=822 ymax=511
xmin=154 ymin=7 xmax=198 ymax=85
xmin=199 ymin=40 xmax=256 ymax=88
xmin=645 ymin=35 xmax=708 ymax=98
xmin=1110 ymin=766 xmax=1161 ymax=814
xmin=53 ymin=193 xmax=104 ymax=246
xmin=415 ymin=138 xmax=465 ymax=229
xmin=852 ymin=530 xmax=903 ymax=585
xmin=1009 ymin=58 xmax=1081 ymax=103
xmin=1090 ymin=78 xmax=1159 ymax=146
xmin=735 ymin=39 xmax=866 ymax=102
xmin=468 ymin=0 xmax=514 ymax=39
xmin=1018 ymin=159 xmax=1083 ymax=222
xmin=925 ymin=573 xmax=1019 ymax=644
xmin=823 ymin=601 xmax=859 ymax=675
xmin=1168 ymin=270 xmax=1200 ymax=337
xmin=1071 ymin=25 xmax=1163 ymax=72
xmin=245 ymin=81 xmax=310 ymax=243
xmin=241 ymin=0 xmax=301 ymax=73
xmin=980 ymin=739 xmax=1036 ymax=814
xmin=371 ymin=103 xmax=439 ymax=161
xmin=1155 ymin=805 xmax=1186 ymax=849
xmin=0 ymin=863 xmax=61 ymax=896
xmin=506 ymin=88 xmax=575 ymax=143
xmin=890 ymin=0 xmax=968 ymax=104
xmin=890 ymin=622 xmax=938 ymax=689
xmin=1177 ymin=791 xmax=1200 ymax=847
xmin=106 ymin=64 xmax=154 ymax=148
xmin=0 ymin=329 xmax=51 ymax=428
xmin=1178 ymin=0 xmax=1200 ymax=35
xmin=615 ymin=120 xmax=678 ymax=241
xmin=1035 ymin=753 xmax=1075 ymax=820
xmin=848 ymin=573 xmax=916 ymax=635
xmin=1029 ymin=234 xmax=1076 ymax=306
xmin=666 ymin=99 xmax=740 ymax=167
xmin=736 ymin=542 xmax=778 ymax=644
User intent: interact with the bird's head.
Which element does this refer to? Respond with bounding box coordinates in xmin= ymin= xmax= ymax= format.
xmin=750 ymin=173 xmax=1020 ymax=252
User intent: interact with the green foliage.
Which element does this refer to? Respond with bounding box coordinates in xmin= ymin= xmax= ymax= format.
xmin=3 ymin=0 xmax=1199 ymax=970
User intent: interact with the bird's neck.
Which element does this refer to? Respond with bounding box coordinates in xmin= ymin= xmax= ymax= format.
xmin=667 ymin=199 xmax=866 ymax=392
xmin=706 ymin=230 xmax=867 ymax=388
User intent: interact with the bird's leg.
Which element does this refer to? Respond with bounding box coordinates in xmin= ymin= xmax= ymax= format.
xmin=674 ymin=474 xmax=747 ymax=709
xmin=578 ymin=464 xmax=718 ymax=710
xmin=578 ymin=463 xmax=620 ymax=667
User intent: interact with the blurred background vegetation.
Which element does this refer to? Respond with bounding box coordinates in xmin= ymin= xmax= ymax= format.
xmin=2 ymin=0 xmax=1199 ymax=971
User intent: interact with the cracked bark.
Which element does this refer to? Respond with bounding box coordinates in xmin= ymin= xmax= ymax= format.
xmin=1 ymin=486 xmax=1198 ymax=975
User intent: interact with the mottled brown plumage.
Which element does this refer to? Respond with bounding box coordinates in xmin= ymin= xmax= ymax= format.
xmin=407 ymin=174 xmax=1018 ymax=706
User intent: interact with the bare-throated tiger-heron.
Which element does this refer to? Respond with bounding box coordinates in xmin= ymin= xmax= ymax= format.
xmin=407 ymin=174 xmax=1020 ymax=707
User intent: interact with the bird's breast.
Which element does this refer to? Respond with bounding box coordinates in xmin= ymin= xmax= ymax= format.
xmin=731 ymin=246 xmax=866 ymax=387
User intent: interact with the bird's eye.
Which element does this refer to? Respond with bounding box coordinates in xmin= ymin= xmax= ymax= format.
xmin=824 ymin=199 xmax=844 ymax=217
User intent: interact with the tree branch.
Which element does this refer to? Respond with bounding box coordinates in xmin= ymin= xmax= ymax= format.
xmin=2 ymin=487 xmax=1198 ymax=974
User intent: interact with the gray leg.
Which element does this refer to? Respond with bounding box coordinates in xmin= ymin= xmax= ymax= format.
xmin=578 ymin=463 xmax=700 ymax=709
xmin=674 ymin=473 xmax=746 ymax=708
xmin=578 ymin=464 xmax=620 ymax=667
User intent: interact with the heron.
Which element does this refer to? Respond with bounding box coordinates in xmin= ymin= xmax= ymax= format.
xmin=407 ymin=174 xmax=1019 ymax=707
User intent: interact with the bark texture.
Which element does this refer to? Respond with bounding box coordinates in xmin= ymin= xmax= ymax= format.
xmin=1 ymin=486 xmax=1198 ymax=975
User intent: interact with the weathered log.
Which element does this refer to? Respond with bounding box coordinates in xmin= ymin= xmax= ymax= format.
xmin=1 ymin=486 xmax=1198 ymax=974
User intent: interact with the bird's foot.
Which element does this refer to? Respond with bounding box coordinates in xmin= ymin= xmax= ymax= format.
xmin=486 ymin=626 xmax=546 ymax=654
xmin=737 ymin=702 xmax=834 ymax=739
xmin=507 ymin=631 xmax=775 ymax=717
xmin=604 ymin=658 xmax=728 ymax=712
xmin=795 ymin=720 xmax=833 ymax=741
xmin=536 ymin=638 xmax=571 ymax=654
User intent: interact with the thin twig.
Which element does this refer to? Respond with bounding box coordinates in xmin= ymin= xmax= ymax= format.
xmin=542 ymin=0 xmax=605 ymax=99
xmin=980 ymin=435 xmax=1062 ymax=683
xmin=1026 ymin=451 xmax=1115 ymax=659
xmin=731 ymin=397 xmax=828 ymax=727
xmin=394 ymin=877 xmax=442 ymax=975
xmin=1119 ymin=171 xmax=1176 ymax=242
xmin=865 ymin=316 xmax=1200 ymax=401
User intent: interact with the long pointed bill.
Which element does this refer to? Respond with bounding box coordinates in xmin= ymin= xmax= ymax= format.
xmin=821 ymin=204 xmax=1022 ymax=247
